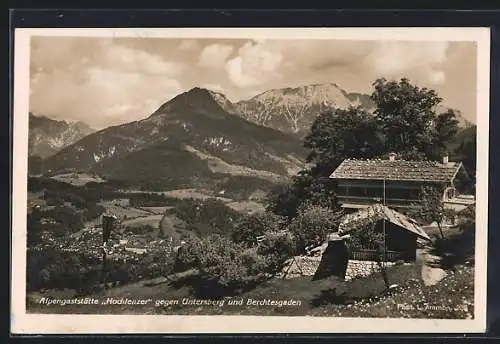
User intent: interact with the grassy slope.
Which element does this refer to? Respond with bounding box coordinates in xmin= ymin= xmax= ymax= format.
xmin=27 ymin=263 xmax=473 ymax=319
xmin=27 ymin=263 xmax=420 ymax=316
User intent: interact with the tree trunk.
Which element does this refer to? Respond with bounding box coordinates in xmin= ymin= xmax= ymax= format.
xmin=375 ymin=245 xmax=390 ymax=290
xmin=437 ymin=221 xmax=445 ymax=239
xmin=101 ymin=248 xmax=107 ymax=284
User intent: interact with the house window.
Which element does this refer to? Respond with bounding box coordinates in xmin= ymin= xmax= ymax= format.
xmin=443 ymin=187 xmax=456 ymax=201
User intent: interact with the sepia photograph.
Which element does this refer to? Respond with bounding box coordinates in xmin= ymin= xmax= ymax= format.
xmin=11 ymin=27 xmax=489 ymax=334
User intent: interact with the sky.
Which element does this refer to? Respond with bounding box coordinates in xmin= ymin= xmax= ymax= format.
xmin=29 ymin=36 xmax=477 ymax=130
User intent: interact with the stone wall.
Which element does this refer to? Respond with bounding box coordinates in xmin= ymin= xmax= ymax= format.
xmin=345 ymin=260 xmax=395 ymax=281
xmin=280 ymin=256 xmax=396 ymax=281
xmin=280 ymin=256 xmax=322 ymax=279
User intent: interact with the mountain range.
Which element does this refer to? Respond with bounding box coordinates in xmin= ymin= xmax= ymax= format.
xmin=41 ymin=88 xmax=308 ymax=189
xmin=31 ymin=83 xmax=474 ymax=190
xmin=233 ymin=83 xmax=376 ymax=135
xmin=230 ymin=83 xmax=472 ymax=135
xmin=29 ymin=113 xmax=95 ymax=159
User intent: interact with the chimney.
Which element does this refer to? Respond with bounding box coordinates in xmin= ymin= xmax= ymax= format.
xmin=443 ymin=155 xmax=449 ymax=164
xmin=388 ymin=152 xmax=397 ymax=162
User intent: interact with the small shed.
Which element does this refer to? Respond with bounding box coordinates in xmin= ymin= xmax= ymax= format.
xmin=338 ymin=204 xmax=431 ymax=262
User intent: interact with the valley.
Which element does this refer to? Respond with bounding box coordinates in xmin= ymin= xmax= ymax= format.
xmin=25 ymin=80 xmax=477 ymax=320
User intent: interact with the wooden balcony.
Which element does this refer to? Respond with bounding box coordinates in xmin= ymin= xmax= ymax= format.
xmin=337 ymin=195 xmax=421 ymax=209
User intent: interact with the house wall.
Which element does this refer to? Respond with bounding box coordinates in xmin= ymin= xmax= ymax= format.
xmin=382 ymin=223 xmax=417 ymax=261
xmin=336 ymin=179 xmax=448 ymax=210
xmin=347 ymin=222 xmax=418 ymax=262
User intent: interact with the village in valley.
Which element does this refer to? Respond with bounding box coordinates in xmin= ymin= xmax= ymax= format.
xmin=24 ymin=37 xmax=478 ymax=319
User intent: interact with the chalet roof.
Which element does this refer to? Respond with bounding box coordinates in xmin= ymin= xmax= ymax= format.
xmin=329 ymin=158 xmax=462 ymax=183
xmin=338 ymin=204 xmax=432 ymax=241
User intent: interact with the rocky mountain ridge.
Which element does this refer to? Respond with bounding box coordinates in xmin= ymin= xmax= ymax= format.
xmin=29 ymin=113 xmax=95 ymax=158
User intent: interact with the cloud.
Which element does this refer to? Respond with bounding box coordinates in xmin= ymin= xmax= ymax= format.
xmin=201 ymin=83 xmax=225 ymax=93
xmin=31 ymin=67 xmax=183 ymax=128
xmin=366 ymin=41 xmax=449 ymax=84
xmin=178 ymin=39 xmax=199 ymax=51
xmin=198 ymin=44 xmax=233 ymax=67
xmin=30 ymin=38 xmax=184 ymax=128
xmin=262 ymin=40 xmax=451 ymax=89
xmin=225 ymin=40 xmax=283 ymax=88
xmin=276 ymin=40 xmax=375 ymax=71
xmin=30 ymin=37 xmax=101 ymax=75
xmin=97 ymin=39 xmax=185 ymax=76
xmin=428 ymin=70 xmax=446 ymax=85
xmin=29 ymin=37 xmax=475 ymax=126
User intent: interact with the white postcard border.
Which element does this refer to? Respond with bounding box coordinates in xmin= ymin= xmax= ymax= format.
xmin=11 ymin=27 xmax=490 ymax=334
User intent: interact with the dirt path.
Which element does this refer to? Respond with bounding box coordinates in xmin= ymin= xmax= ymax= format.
xmin=416 ymin=247 xmax=447 ymax=286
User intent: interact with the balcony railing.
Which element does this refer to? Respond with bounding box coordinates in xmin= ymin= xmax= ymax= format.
xmin=337 ymin=195 xmax=421 ymax=208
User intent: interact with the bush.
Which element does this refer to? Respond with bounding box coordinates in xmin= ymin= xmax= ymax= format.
xmin=240 ymin=248 xmax=270 ymax=276
xmin=176 ymin=235 xmax=255 ymax=293
xmin=257 ymin=230 xmax=296 ymax=274
xmin=27 ymin=249 xmax=101 ymax=292
xmin=266 ymin=182 xmax=301 ymax=219
xmin=175 ymin=234 xmax=288 ymax=296
xmin=287 ymin=204 xmax=342 ymax=253
xmin=174 ymin=236 xmax=205 ymax=271
xmin=38 ymin=206 xmax=85 ymax=236
xmin=27 ymin=246 xmax=175 ymax=293
xmin=232 ymin=211 xmax=285 ymax=247
xmin=432 ymin=215 xmax=475 ymax=269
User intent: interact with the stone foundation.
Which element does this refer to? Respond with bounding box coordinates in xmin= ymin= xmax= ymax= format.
xmin=345 ymin=260 xmax=395 ymax=281
xmin=280 ymin=256 xmax=396 ymax=281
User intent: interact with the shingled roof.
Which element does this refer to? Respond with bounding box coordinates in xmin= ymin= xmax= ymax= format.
xmin=329 ymin=158 xmax=463 ymax=182
xmin=338 ymin=204 xmax=431 ymax=241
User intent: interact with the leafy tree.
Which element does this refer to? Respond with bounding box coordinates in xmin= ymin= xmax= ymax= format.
xmin=409 ymin=186 xmax=456 ymax=239
xmin=232 ymin=211 xmax=285 ymax=247
xmin=371 ymin=78 xmax=459 ymax=160
xmin=304 ymin=106 xmax=385 ymax=176
xmin=286 ymin=204 xmax=343 ymax=254
xmin=267 ymin=106 xmax=385 ymax=218
xmin=433 ymin=109 xmax=460 ymax=153
xmin=452 ymin=126 xmax=477 ymax=180
xmin=266 ymin=170 xmax=338 ymax=219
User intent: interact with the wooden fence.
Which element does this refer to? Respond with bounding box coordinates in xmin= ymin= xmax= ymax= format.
xmin=349 ymin=249 xmax=402 ymax=262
